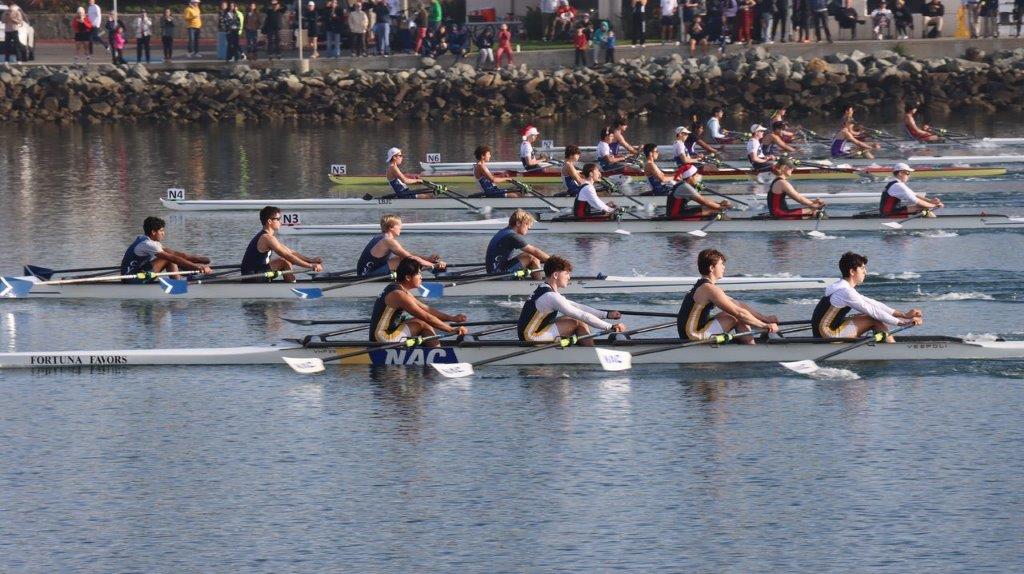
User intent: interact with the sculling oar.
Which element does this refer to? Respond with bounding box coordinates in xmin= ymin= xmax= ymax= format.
xmin=791 ymin=158 xmax=874 ymax=181
xmin=881 ymin=207 xmax=941 ymax=230
xmin=291 ymin=272 xmax=395 ymax=300
xmin=1 ymin=270 xmax=208 ymax=298
xmin=283 ymin=317 xmax=513 ymax=327
xmin=23 ymin=264 xmax=117 ymax=281
xmin=599 ymin=177 xmax=650 ymax=210
xmin=431 ymin=321 xmax=676 ymax=379
xmin=628 ymin=325 xmax=813 ymax=360
xmin=687 ymin=211 xmax=728 ymax=238
xmin=510 ymin=179 xmax=562 ymax=212
xmin=698 ymin=184 xmax=750 ymax=208
xmin=299 ymin=320 xmax=517 ymax=344
xmin=424 ymin=268 xmax=541 ymax=297
xmin=806 ymin=209 xmax=828 ymax=239
xmin=284 ymin=331 xmax=463 ymax=374
xmin=160 ymin=269 xmax=314 ymax=295
xmin=780 ymin=324 xmax=915 ymax=375
xmin=422 ymin=180 xmax=490 ymax=214
xmin=612 ymin=309 xmax=811 ymax=326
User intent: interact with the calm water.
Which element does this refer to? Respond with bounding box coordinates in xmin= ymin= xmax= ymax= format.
xmin=2 ymin=116 xmax=1023 ymax=572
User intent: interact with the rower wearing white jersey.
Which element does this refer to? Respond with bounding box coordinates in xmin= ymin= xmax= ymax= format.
xmin=766 ymin=159 xmax=825 ymax=219
xmin=485 ymin=209 xmax=549 ymax=280
xmin=356 ymin=214 xmax=448 ymax=277
xmin=384 ymin=147 xmax=432 ymax=199
xmin=519 ymin=125 xmax=549 ymax=172
xmin=596 ymin=127 xmax=630 ymax=174
xmin=706 ymin=107 xmax=736 ymax=143
xmin=609 ymin=117 xmax=638 ymax=156
xmin=677 ymin=249 xmax=778 ymax=344
xmin=472 ymin=145 xmax=523 ymax=198
xmin=812 ymin=251 xmax=922 ymax=342
xmin=672 ymin=125 xmax=702 ymax=166
xmin=568 ymin=163 xmax=618 ymax=220
xmin=665 ymin=164 xmax=730 ymax=220
xmin=517 ymin=255 xmax=625 ymax=344
xmin=560 ymin=144 xmax=586 ymax=196
xmin=240 ymin=206 xmax=324 ymax=281
xmin=831 ymin=117 xmax=880 ymax=159
xmin=761 ymin=121 xmax=797 ymax=156
xmin=120 ymin=216 xmax=213 ymax=283
xmin=903 ymin=103 xmax=941 ymax=143
xmin=369 ymin=258 xmax=469 ymax=345
xmin=642 ymin=143 xmax=679 ymax=196
xmin=879 ymin=163 xmax=944 ymax=217
xmin=746 ymin=124 xmax=777 ymax=173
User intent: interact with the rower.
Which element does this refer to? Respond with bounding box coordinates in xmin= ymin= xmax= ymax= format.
xmin=520 ymin=125 xmax=549 ymax=172
xmin=559 ymin=144 xmax=585 ymax=196
xmin=769 ymin=108 xmax=797 ymax=142
xmin=240 ymin=206 xmax=324 ymax=282
xmin=880 ymin=163 xmax=943 ymax=217
xmin=120 ymin=216 xmax=212 ymax=283
xmin=812 ymin=251 xmax=922 ymax=343
xmin=473 ymin=145 xmax=523 ymax=198
xmin=517 ymin=255 xmax=625 ymax=345
xmin=684 ymin=122 xmax=719 ymax=157
xmin=665 ymin=163 xmax=731 ymax=220
xmin=831 ymin=116 xmax=880 ymax=159
xmin=762 ymin=121 xmax=798 ymax=156
xmin=569 ymin=162 xmax=619 ymax=220
xmin=369 ymin=257 xmax=469 ymax=347
xmin=356 ymin=214 xmax=448 ymax=277
xmin=677 ymin=249 xmax=778 ymax=345
xmin=642 ymin=143 xmax=679 ymax=196
xmin=706 ymin=107 xmax=735 ymax=144
xmin=385 ymin=147 xmax=432 ymax=199
xmin=596 ymin=127 xmax=630 ymax=174
xmin=672 ymin=125 xmax=702 ymax=166
xmin=766 ymin=159 xmax=825 ymax=220
xmin=485 ymin=209 xmax=549 ymax=280
xmin=746 ymin=124 xmax=777 ymax=173
xmin=903 ymin=103 xmax=941 ymax=143
xmin=609 ymin=117 xmax=638 ymax=156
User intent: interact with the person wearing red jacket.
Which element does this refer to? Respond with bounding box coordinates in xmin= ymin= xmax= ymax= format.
xmin=572 ymin=26 xmax=588 ymax=67
xmin=495 ymin=22 xmax=513 ymax=68
xmin=72 ymin=7 xmax=94 ymax=64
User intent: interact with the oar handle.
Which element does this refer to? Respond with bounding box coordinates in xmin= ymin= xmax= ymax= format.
xmin=445 ymin=268 xmax=539 ymax=287
xmin=331 ymin=331 xmax=460 ymax=362
xmin=320 ymin=272 xmax=396 ymax=294
xmin=814 ymin=324 xmax=915 ymax=362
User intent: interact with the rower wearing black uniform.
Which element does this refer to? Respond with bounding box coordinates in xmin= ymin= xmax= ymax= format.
xmin=567 ymin=163 xmax=619 ymax=220
xmin=485 ymin=209 xmax=549 ymax=280
xmin=473 ymin=145 xmax=523 ymax=198
xmin=596 ymin=127 xmax=630 ymax=174
xmin=384 ymin=147 xmax=432 ymax=199
xmin=369 ymin=257 xmax=469 ymax=346
xmin=812 ymin=251 xmax=922 ymax=343
xmin=642 ymin=143 xmax=678 ymax=196
xmin=671 ymin=126 xmax=702 ymax=166
xmin=559 ymin=144 xmax=585 ymax=196
xmin=356 ymin=214 xmax=448 ymax=277
xmin=665 ymin=164 xmax=731 ymax=220
xmin=517 ymin=255 xmax=625 ymax=345
xmin=240 ymin=206 xmax=324 ymax=281
xmin=609 ymin=117 xmax=638 ymax=157
xmin=520 ymin=125 xmax=549 ymax=172
xmin=746 ymin=124 xmax=777 ymax=173
xmin=677 ymin=249 xmax=778 ymax=344
xmin=120 ymin=216 xmax=213 ymax=283
xmin=762 ymin=121 xmax=797 ymax=156
xmin=766 ymin=159 xmax=825 ymax=219
xmin=684 ymin=122 xmax=719 ymax=157
xmin=879 ymin=163 xmax=943 ymax=217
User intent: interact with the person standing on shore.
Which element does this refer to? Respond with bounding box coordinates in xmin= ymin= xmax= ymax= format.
xmin=303 ymin=1 xmax=320 ymax=58
xmin=134 ymin=9 xmax=152 ymax=63
xmin=160 ymin=9 xmax=176 ymax=62
xmin=348 ymin=2 xmax=368 ymax=56
xmin=372 ymin=0 xmax=391 ymax=55
xmin=475 ymin=25 xmax=494 ymax=68
xmin=87 ymin=0 xmax=106 ymax=53
xmin=105 ymin=13 xmax=127 ymax=64
xmin=428 ymin=0 xmax=442 ymax=31
xmin=772 ymin=0 xmax=787 ymax=41
xmin=72 ymin=8 xmax=94 ymax=64
xmin=3 ymin=3 xmax=25 ymax=63
xmin=184 ymin=0 xmax=203 ymax=58
xmin=245 ymin=3 xmax=261 ymax=58
xmin=631 ymin=0 xmax=647 ymax=46
xmin=220 ymin=2 xmax=242 ymax=62
xmin=324 ymin=0 xmax=342 ymax=57
xmin=263 ymin=0 xmax=285 ymax=59
xmin=495 ymin=22 xmax=513 ymax=68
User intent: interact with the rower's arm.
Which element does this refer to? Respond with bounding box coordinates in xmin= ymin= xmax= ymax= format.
xmin=841 ymin=290 xmax=902 ymax=327
xmin=846 ymin=131 xmax=874 ymax=150
xmin=397 ymin=170 xmax=422 ymax=185
xmin=521 ymin=244 xmax=549 ymax=261
xmin=697 ymin=139 xmax=717 ymax=154
xmin=691 ymin=191 xmax=725 ymax=210
xmin=776 ymin=137 xmax=796 ymax=153
xmin=481 ymin=164 xmax=510 ymax=184
xmin=545 ymin=292 xmax=613 ymax=330
xmin=394 ymin=292 xmax=459 ymax=332
xmin=781 ymin=181 xmax=818 ymax=208
xmin=616 ymin=135 xmax=637 ymax=154
xmin=706 ymin=285 xmax=773 ymax=329
xmin=385 ymin=238 xmax=439 ymax=269
xmin=263 ymin=235 xmax=319 ymax=268
xmin=154 ymin=249 xmax=209 ymax=270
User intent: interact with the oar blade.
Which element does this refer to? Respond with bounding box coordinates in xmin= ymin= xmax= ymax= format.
xmin=779 ymin=359 xmax=820 ymax=375
xmin=1 ymin=277 xmax=34 ymax=298
xmin=614 ymin=229 xmax=632 ymax=236
xmin=687 ymin=229 xmax=709 ymax=238
xmin=23 ymin=265 xmax=54 ymax=280
xmin=159 ymin=277 xmax=189 ymax=295
xmin=881 ymin=221 xmax=904 ymax=229
xmin=417 ymin=282 xmax=444 ymax=299
xmin=282 ymin=356 xmax=326 ymax=374
xmin=595 ymin=348 xmax=632 ymax=371
xmin=431 ymin=362 xmax=475 ymax=378
xmin=291 ymin=287 xmax=324 ymax=300
xmin=806 ymin=230 xmax=828 ymax=239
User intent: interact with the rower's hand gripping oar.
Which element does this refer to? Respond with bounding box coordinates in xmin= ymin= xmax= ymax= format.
xmin=283 ymin=331 xmax=464 ymax=374
xmin=780 ymin=324 xmax=915 ymax=375
xmin=881 ymin=207 xmax=941 ymax=229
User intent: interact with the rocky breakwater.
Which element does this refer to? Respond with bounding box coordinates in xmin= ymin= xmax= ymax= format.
xmin=3 ymin=47 xmax=1024 ymax=123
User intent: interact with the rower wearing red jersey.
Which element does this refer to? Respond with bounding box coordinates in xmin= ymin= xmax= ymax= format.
xmin=473 ymin=145 xmax=524 ymax=198
xmin=766 ymin=159 xmax=825 ymax=219
xmin=831 ymin=116 xmax=881 ymax=158
xmin=903 ymin=103 xmax=942 ymax=142
xmin=240 ymin=206 xmax=324 ymax=281
xmin=519 ymin=125 xmax=549 ymax=172
xmin=812 ymin=251 xmax=922 ymax=343
xmin=677 ymin=249 xmax=778 ymax=345
xmin=356 ymin=214 xmax=448 ymax=277
xmin=665 ymin=164 xmax=731 ymax=220
xmin=369 ymin=257 xmax=468 ymax=346
xmin=879 ymin=163 xmax=944 ymax=217
xmin=568 ymin=163 xmax=618 ymax=220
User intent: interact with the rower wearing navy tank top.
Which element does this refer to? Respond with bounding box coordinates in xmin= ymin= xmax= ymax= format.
xmin=120 ymin=216 xmax=213 ymax=283
xmin=567 ymin=162 xmax=618 ymax=220
xmin=472 ymin=145 xmax=523 ymax=198
xmin=677 ymin=249 xmax=778 ymax=344
xmin=609 ymin=118 xmax=637 ymax=157
xmin=369 ymin=258 xmax=469 ymax=345
xmin=665 ymin=163 xmax=730 ymax=220
xmin=519 ymin=125 xmax=549 ymax=172
xmin=356 ymin=214 xmax=449 ymax=277
xmin=559 ymin=145 xmax=586 ymax=196
xmin=484 ymin=209 xmax=549 ymax=280
xmin=642 ymin=144 xmax=678 ymax=196
xmin=762 ymin=121 xmax=797 ymax=157
xmin=517 ymin=255 xmax=625 ymax=344
xmin=596 ymin=127 xmax=629 ymax=174
xmin=240 ymin=206 xmax=324 ymax=282
xmin=684 ymin=122 xmax=719 ymax=157
xmin=384 ymin=147 xmax=432 ymax=199
xmin=879 ymin=163 xmax=943 ymax=217
xmin=830 ymin=116 xmax=880 ymax=159
xmin=766 ymin=159 xmax=825 ymax=220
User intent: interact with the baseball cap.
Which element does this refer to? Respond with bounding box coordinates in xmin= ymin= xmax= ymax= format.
xmin=522 ymin=125 xmax=539 ymax=139
xmin=892 ymin=162 xmax=915 ymax=173
xmin=386 ymin=147 xmax=403 ymax=162
xmin=750 ymin=124 xmax=767 ymax=133
xmin=675 ymin=126 xmax=691 ymax=135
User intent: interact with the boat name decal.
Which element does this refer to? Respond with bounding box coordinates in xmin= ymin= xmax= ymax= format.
xmin=370 ymin=348 xmax=457 ymax=365
xmin=907 ymin=342 xmax=949 ymax=350
xmin=29 ymin=355 xmax=129 ymax=365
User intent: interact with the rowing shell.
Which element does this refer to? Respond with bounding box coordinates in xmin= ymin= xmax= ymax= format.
xmin=0 ymin=274 xmax=830 ymax=300
xmin=279 ymin=212 xmax=1024 ymax=236
xmin=3 ymin=336 xmax=1022 ymax=368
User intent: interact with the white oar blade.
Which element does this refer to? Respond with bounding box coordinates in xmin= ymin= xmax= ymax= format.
xmin=291 ymin=287 xmax=323 ymax=300
xmin=687 ymin=229 xmax=708 ymax=238
xmin=806 ymin=230 xmax=827 ymax=239
xmin=595 ymin=348 xmax=632 ymax=371
xmin=614 ymin=229 xmax=632 ymax=236
xmin=431 ymin=362 xmax=474 ymax=378
xmin=779 ymin=360 xmax=820 ymax=375
xmin=282 ymin=356 xmax=326 ymax=374
xmin=881 ymin=221 xmax=904 ymax=229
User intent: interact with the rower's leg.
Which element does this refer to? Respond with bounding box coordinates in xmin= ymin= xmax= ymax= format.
xmin=405 ymin=319 xmax=441 ymax=347
xmin=516 ymin=252 xmax=542 ymax=280
xmin=269 ymin=257 xmax=296 ymax=282
xmin=850 ymin=314 xmax=894 ymax=342
xmin=714 ymin=313 xmax=754 ymax=344
xmin=151 ymin=259 xmax=179 ymax=278
xmin=555 ymin=317 xmax=593 ymax=346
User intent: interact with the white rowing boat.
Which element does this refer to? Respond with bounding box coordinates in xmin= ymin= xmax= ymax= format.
xmin=0 ymin=273 xmax=830 ymax=300
xmin=3 ymin=336 xmax=1021 ymax=368
xmin=160 ymin=195 xmax=600 ymax=212
xmin=279 ymin=212 xmax=1024 ymax=236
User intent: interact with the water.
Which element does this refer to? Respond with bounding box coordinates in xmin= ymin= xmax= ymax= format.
xmin=1 ymin=116 xmax=1023 ymax=571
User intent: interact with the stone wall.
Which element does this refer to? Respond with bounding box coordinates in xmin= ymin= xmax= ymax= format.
xmin=2 ymin=47 xmax=1023 ymax=122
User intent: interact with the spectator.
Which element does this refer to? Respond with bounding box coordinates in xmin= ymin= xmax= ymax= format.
xmin=348 ymin=2 xmax=368 ymax=56
xmin=263 ymin=0 xmax=285 ymax=59
xmin=413 ymin=3 xmax=428 ymax=53
xmin=135 ymin=9 xmax=152 ymax=63
xmin=373 ymin=0 xmax=390 ymax=55
xmin=792 ymin=0 xmax=810 ymax=42
xmin=160 ymin=9 xmax=176 ymax=62
xmin=835 ymin=0 xmax=862 ymax=38
xmin=591 ymin=20 xmax=608 ymax=64
xmin=680 ymin=0 xmax=699 ymax=43
xmin=964 ymin=0 xmax=980 ymax=38
xmin=245 ymin=3 xmax=261 ymax=59
xmin=554 ymin=0 xmax=577 ymax=40
xmin=573 ymin=25 xmax=588 ymax=66
xmin=184 ymin=0 xmax=202 ymax=57
xmin=605 ymin=29 xmax=616 ymax=63
xmin=979 ymin=0 xmax=998 ymax=36
xmin=737 ymin=0 xmax=754 ymax=43
xmin=72 ymin=7 xmax=93 ymax=64
xmin=541 ymin=0 xmax=558 ymax=41
xmin=448 ymin=23 xmax=468 ymax=60
xmin=475 ymin=25 xmax=494 ymax=67
xmin=3 ymin=2 xmax=23 ymax=63
xmin=303 ymin=1 xmax=320 ymax=58
xmin=362 ymin=1 xmax=373 ymax=55
xmin=87 ymin=0 xmax=106 ymax=53
xmin=495 ymin=22 xmax=513 ymax=68
xmin=1015 ymin=0 xmax=1023 ymax=37
xmin=922 ymin=0 xmax=944 ymax=36
xmin=111 ymin=22 xmax=126 ymax=64
xmin=324 ymin=0 xmax=343 ymax=57
xmin=869 ymin=2 xmax=892 ymax=39
xmin=772 ymin=0 xmax=787 ymax=41
xmin=424 ymin=23 xmax=446 ymax=56
xmin=810 ymin=0 xmax=831 ymax=41
xmin=428 ymin=0 xmax=442 ymax=32
xmin=631 ymin=0 xmax=647 ymax=46
xmin=893 ymin=0 xmax=912 ymax=38
xmin=722 ymin=0 xmax=737 ymax=43
xmin=661 ymin=0 xmax=679 ymax=42
xmin=705 ymin=0 xmax=723 ymax=42
xmin=688 ymin=13 xmax=708 ymax=53
xmin=220 ymin=2 xmax=242 ymax=61
xmin=758 ymin=0 xmax=773 ymax=42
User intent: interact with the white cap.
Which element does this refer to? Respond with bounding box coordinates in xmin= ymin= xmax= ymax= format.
xmin=892 ymin=162 xmax=915 ymax=173
xmin=308 ymin=1 xmax=315 ymax=5
xmin=675 ymin=126 xmax=691 ymax=135
xmin=386 ymin=147 xmax=402 ymax=162
xmin=675 ymin=164 xmax=699 ymax=180
xmin=750 ymin=124 xmax=767 ymax=133
xmin=522 ymin=125 xmax=539 ymax=140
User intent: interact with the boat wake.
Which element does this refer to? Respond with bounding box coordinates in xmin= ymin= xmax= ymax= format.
xmin=869 ymin=271 xmax=922 ymax=280
xmin=901 ymin=287 xmax=995 ymax=301
xmin=494 ymin=299 xmax=526 ymax=310
xmin=909 ymin=230 xmax=959 ymax=238
xmin=806 ymin=367 xmax=861 ymax=381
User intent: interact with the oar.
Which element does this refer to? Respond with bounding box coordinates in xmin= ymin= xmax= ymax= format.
xmin=428 ymin=268 xmax=541 ymax=297
xmin=806 ymin=209 xmax=828 ymax=239
xmin=780 ymin=325 xmax=915 ymax=375
xmin=431 ymin=321 xmax=676 ymax=379
xmin=0 ymin=270 xmax=209 ymax=298
xmin=291 ymin=272 xmax=396 ymax=300
xmin=301 ymin=319 xmax=517 ymax=344
xmin=284 ymin=331 xmax=463 ymax=374
xmin=422 ymin=180 xmax=489 ymax=214
xmin=687 ymin=211 xmax=728 ymax=238
xmin=23 ymin=264 xmax=118 ymax=281
xmin=283 ymin=317 xmax=513 ymax=327
xmin=934 ymin=128 xmax=971 ymax=139
xmin=160 ymin=269 xmax=314 ymax=295
xmin=627 ymin=325 xmax=812 ymax=360
xmin=599 ymin=176 xmax=650 ymax=210
xmin=699 ymin=184 xmax=751 ymax=208
xmin=881 ymin=208 xmax=939 ymax=230
xmin=613 ymin=309 xmax=811 ymax=326
xmin=791 ymin=158 xmax=874 ymax=181
xmin=510 ymin=179 xmax=562 ymax=212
